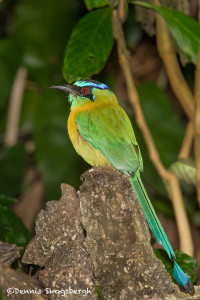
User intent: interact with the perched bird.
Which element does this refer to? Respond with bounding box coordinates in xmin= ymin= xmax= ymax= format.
xmin=52 ymin=79 xmax=194 ymax=295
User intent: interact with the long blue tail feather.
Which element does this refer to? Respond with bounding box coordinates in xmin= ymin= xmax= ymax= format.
xmin=130 ymin=171 xmax=195 ymax=295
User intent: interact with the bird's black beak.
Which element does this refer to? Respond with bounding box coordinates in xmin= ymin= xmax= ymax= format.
xmin=51 ymin=84 xmax=81 ymax=97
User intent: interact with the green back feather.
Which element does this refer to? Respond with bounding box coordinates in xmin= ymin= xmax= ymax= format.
xmin=76 ymin=104 xmax=143 ymax=175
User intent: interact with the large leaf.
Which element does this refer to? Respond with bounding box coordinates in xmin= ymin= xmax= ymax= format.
xmin=0 ymin=194 xmax=17 ymax=208
xmin=154 ymin=249 xmax=197 ymax=283
xmin=63 ymin=7 xmax=113 ymax=82
xmin=170 ymin=160 xmax=196 ymax=185
xmin=84 ymin=0 xmax=110 ymax=10
xmin=0 ymin=204 xmax=31 ymax=248
xmin=133 ymin=1 xmax=200 ymax=64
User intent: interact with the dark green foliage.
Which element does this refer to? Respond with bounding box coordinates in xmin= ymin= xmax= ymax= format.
xmin=154 ymin=249 xmax=198 ymax=283
xmin=0 ymin=39 xmax=23 ymax=111
xmin=84 ymin=0 xmax=110 ymax=10
xmin=0 ymin=195 xmax=31 ymax=248
xmin=0 ymin=143 xmax=27 ymax=197
xmin=33 ymin=90 xmax=87 ymax=200
xmin=0 ymin=0 xmax=86 ymax=203
xmin=0 ymin=194 xmax=17 ymax=208
xmin=132 ymin=82 xmax=184 ymax=198
xmin=133 ymin=1 xmax=200 ymax=64
xmin=138 ymin=83 xmax=184 ymax=167
xmin=0 ymin=205 xmax=31 ymax=248
xmin=63 ymin=7 xmax=114 ymax=82
xmin=152 ymin=197 xmax=174 ymax=218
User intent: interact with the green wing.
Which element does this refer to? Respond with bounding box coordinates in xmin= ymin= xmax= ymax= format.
xmin=76 ymin=104 xmax=143 ymax=175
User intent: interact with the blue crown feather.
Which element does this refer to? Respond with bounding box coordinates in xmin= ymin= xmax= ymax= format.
xmin=74 ymin=79 xmax=109 ymax=90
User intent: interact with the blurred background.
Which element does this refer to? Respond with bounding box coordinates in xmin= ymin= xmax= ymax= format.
xmin=0 ymin=0 xmax=199 ymax=280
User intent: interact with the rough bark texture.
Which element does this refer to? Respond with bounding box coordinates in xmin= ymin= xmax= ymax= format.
xmin=0 ymin=168 xmax=200 ymax=299
xmin=22 ymin=183 xmax=95 ymax=300
xmin=0 ymin=241 xmax=22 ymax=266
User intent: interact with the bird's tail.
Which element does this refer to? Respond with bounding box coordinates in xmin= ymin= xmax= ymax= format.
xmin=130 ymin=171 xmax=194 ymax=295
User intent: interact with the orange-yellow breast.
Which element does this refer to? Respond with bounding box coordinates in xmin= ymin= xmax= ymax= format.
xmin=67 ymin=101 xmax=111 ymax=167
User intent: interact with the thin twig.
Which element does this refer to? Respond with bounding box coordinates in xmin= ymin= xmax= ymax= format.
xmin=154 ymin=0 xmax=195 ymax=120
xmin=4 ymin=66 xmax=28 ymax=147
xmin=112 ymin=8 xmax=193 ymax=255
xmin=178 ymin=121 xmax=194 ymax=160
xmin=118 ymin=0 xmax=126 ymax=21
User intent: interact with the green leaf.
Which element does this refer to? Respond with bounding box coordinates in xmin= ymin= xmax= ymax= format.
xmin=0 ymin=194 xmax=17 ymax=208
xmin=63 ymin=7 xmax=113 ymax=83
xmin=133 ymin=1 xmax=200 ymax=64
xmin=0 ymin=204 xmax=31 ymax=248
xmin=96 ymin=285 xmax=105 ymax=300
xmin=154 ymin=249 xmax=197 ymax=283
xmin=170 ymin=160 xmax=196 ymax=185
xmin=84 ymin=0 xmax=110 ymax=10
xmin=0 ymin=143 xmax=27 ymax=197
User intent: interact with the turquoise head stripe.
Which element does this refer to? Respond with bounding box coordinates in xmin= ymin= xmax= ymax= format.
xmin=74 ymin=80 xmax=109 ymax=90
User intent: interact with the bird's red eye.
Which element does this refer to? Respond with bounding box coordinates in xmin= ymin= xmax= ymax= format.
xmin=82 ymin=88 xmax=89 ymax=94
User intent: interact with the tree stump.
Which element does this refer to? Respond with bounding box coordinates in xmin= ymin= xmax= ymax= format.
xmin=0 ymin=168 xmax=200 ymax=299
